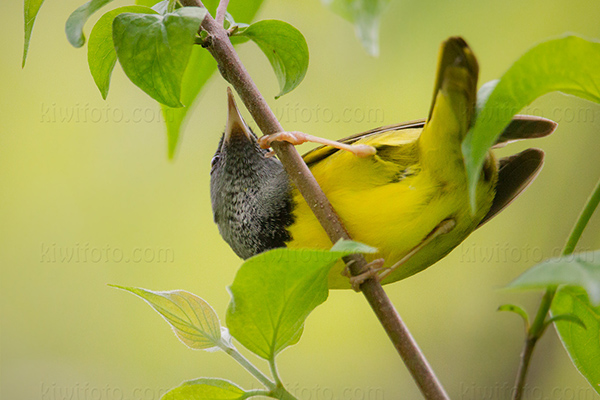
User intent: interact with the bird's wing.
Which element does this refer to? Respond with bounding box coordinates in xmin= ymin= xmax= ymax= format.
xmin=493 ymin=115 xmax=557 ymax=148
xmin=477 ymin=148 xmax=545 ymax=227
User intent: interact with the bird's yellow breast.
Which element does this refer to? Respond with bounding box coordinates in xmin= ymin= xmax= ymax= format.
xmin=287 ymin=128 xmax=497 ymax=289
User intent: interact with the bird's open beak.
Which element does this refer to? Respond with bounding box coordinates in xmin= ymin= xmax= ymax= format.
xmin=224 ymin=87 xmax=252 ymax=143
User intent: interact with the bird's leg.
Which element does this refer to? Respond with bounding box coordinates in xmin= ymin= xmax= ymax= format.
xmin=377 ymin=219 xmax=456 ymax=282
xmin=259 ymin=131 xmax=377 ymax=158
xmin=343 ymin=258 xmax=386 ymax=292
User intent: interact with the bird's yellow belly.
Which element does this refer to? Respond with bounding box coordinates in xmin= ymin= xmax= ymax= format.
xmin=287 ymin=169 xmax=493 ymax=289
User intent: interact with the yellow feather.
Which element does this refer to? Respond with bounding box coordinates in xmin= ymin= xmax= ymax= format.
xmin=287 ymin=37 xmax=498 ymax=289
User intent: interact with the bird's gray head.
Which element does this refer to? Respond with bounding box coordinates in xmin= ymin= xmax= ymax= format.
xmin=210 ymin=88 xmax=295 ymax=259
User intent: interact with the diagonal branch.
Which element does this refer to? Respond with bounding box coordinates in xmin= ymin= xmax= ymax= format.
xmin=183 ymin=1 xmax=449 ymax=398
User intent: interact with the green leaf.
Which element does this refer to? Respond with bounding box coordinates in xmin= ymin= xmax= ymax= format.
xmin=239 ymin=20 xmax=309 ymax=99
xmin=23 ymin=0 xmax=46 ymax=67
xmin=226 ymin=247 xmax=356 ymax=359
xmin=552 ymin=287 xmax=600 ymax=395
xmin=111 ymin=285 xmax=223 ymax=350
xmin=66 ymin=0 xmax=115 ymax=48
xmin=463 ymin=35 xmax=600 ymax=205
xmin=330 ymin=239 xmax=377 ymax=254
xmin=321 ymin=0 xmax=390 ymax=56
xmin=112 ymin=7 xmax=207 ymax=108
xmin=507 ymin=250 xmax=600 ymax=305
xmin=161 ymin=0 xmax=263 ymax=158
xmin=162 ymin=48 xmax=218 ymax=157
xmin=87 ymin=6 xmax=156 ymax=100
xmin=497 ymin=304 xmax=530 ymax=330
xmin=162 ymin=378 xmax=246 ymax=400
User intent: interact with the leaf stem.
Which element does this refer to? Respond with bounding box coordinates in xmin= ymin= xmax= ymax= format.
xmin=220 ymin=343 xmax=275 ymax=390
xmin=512 ymin=176 xmax=600 ymax=399
xmin=180 ymin=2 xmax=449 ymax=398
xmin=269 ymin=358 xmax=283 ymax=387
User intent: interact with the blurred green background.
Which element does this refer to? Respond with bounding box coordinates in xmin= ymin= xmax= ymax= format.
xmin=2 ymin=0 xmax=600 ymax=399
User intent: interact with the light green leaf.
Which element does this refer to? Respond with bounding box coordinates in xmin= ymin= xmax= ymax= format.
xmin=552 ymin=287 xmax=600 ymax=395
xmin=507 ymin=250 xmax=600 ymax=305
xmin=239 ymin=20 xmax=309 ymax=99
xmin=87 ymin=6 xmax=156 ymax=100
xmin=23 ymin=0 xmax=46 ymax=67
xmin=161 ymin=0 xmax=263 ymax=158
xmin=162 ymin=378 xmax=246 ymax=400
xmin=226 ymin=247 xmax=356 ymax=359
xmin=497 ymin=304 xmax=530 ymax=330
xmin=111 ymin=285 xmax=223 ymax=350
xmin=150 ymin=0 xmax=179 ymax=14
xmin=66 ymin=0 xmax=115 ymax=48
xmin=321 ymin=0 xmax=390 ymax=56
xmin=463 ymin=35 xmax=600 ymax=205
xmin=113 ymin=7 xmax=207 ymax=108
xmin=330 ymin=239 xmax=377 ymax=254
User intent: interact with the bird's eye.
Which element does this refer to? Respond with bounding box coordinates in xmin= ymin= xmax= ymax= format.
xmin=210 ymin=155 xmax=220 ymax=169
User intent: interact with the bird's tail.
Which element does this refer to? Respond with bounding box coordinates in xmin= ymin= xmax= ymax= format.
xmin=419 ymin=37 xmax=479 ymax=180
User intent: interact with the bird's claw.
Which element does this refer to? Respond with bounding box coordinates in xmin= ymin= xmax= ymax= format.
xmin=259 ymin=131 xmax=376 ymax=158
xmin=345 ymin=258 xmax=386 ymax=292
xmin=259 ymin=131 xmax=309 ymax=149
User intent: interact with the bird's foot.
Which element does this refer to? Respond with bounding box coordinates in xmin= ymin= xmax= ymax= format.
xmin=344 ymin=258 xmax=386 ymax=292
xmin=259 ymin=131 xmax=376 ymax=158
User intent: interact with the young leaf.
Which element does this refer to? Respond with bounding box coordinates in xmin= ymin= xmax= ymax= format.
xmin=88 ymin=6 xmax=156 ymax=99
xmin=23 ymin=0 xmax=46 ymax=67
xmin=226 ymin=247 xmax=364 ymax=359
xmin=497 ymin=304 xmax=530 ymax=330
xmin=161 ymin=0 xmax=263 ymax=158
xmin=506 ymin=250 xmax=600 ymax=305
xmin=330 ymin=239 xmax=377 ymax=254
xmin=463 ymin=35 xmax=600 ymax=204
xmin=321 ymin=0 xmax=390 ymax=56
xmin=66 ymin=0 xmax=115 ymax=48
xmin=239 ymin=20 xmax=309 ymax=99
xmin=552 ymin=287 xmax=600 ymax=395
xmin=112 ymin=7 xmax=207 ymax=108
xmin=111 ymin=285 xmax=223 ymax=350
xmin=162 ymin=378 xmax=246 ymax=400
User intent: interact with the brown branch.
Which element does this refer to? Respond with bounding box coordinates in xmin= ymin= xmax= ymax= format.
xmin=183 ymin=2 xmax=449 ymax=398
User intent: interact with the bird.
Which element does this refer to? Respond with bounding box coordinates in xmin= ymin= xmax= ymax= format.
xmin=210 ymin=37 xmax=557 ymax=289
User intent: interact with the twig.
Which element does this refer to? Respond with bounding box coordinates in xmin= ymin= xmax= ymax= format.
xmin=181 ymin=2 xmax=450 ymax=398
xmin=215 ymin=0 xmax=229 ymax=25
xmin=512 ymin=176 xmax=600 ymax=399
